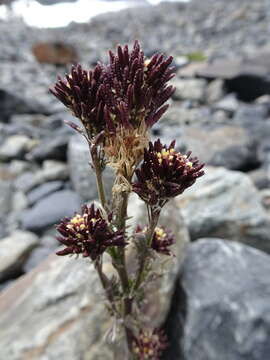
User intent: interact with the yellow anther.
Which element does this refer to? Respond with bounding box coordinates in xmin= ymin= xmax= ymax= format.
xmin=187 ymin=161 xmax=193 ymax=168
xmin=170 ymin=148 xmax=175 ymax=154
xmin=80 ymin=224 xmax=86 ymax=230
xmin=67 ymin=224 xmax=73 ymax=229
xmin=157 ymin=152 xmax=162 ymax=158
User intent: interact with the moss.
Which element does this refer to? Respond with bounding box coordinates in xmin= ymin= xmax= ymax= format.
xmin=186 ymin=51 xmax=207 ymax=62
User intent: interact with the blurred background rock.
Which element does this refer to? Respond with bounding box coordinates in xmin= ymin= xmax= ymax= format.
xmin=0 ymin=0 xmax=270 ymax=359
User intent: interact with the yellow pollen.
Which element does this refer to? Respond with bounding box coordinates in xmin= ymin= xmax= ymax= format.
xmin=157 ymin=152 xmax=162 ymax=158
xmin=170 ymin=148 xmax=175 ymax=154
xmin=187 ymin=161 xmax=193 ymax=168
xmin=80 ymin=224 xmax=86 ymax=230
xmin=156 ymin=227 xmax=166 ymax=239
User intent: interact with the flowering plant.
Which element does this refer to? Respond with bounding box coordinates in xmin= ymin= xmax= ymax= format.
xmin=51 ymin=41 xmax=204 ymax=359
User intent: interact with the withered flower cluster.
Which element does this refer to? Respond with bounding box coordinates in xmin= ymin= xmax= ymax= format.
xmin=133 ymin=329 xmax=168 ymax=360
xmin=136 ymin=226 xmax=175 ymax=256
xmin=133 ymin=139 xmax=204 ymax=208
xmin=56 ymin=204 xmax=125 ymax=261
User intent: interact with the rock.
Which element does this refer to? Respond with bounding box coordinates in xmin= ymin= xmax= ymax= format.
xmin=206 ymin=78 xmax=224 ymax=104
xmin=213 ymin=93 xmax=239 ymax=114
xmin=0 ymin=230 xmax=38 ymax=282
xmin=15 ymin=161 xmax=69 ymax=193
xmin=248 ymin=168 xmax=270 ymax=190
xmin=8 ymin=160 xmax=32 ymax=176
xmin=68 ymin=134 xmax=114 ymax=201
xmin=182 ymin=125 xmax=258 ymax=171
xmin=0 ymin=179 xmax=12 ymax=218
xmin=10 ymin=114 xmax=48 ymax=128
xmin=21 ymin=190 xmax=82 ymax=233
xmin=177 ymin=62 xmax=207 ymax=78
xmin=172 ymin=78 xmax=207 ymax=102
xmin=27 ymin=181 xmax=64 ymax=206
xmin=260 ymin=189 xmax=270 ymax=213
xmin=32 ymin=42 xmax=78 ymax=65
xmin=0 ymin=89 xmax=40 ymax=122
xmin=23 ymin=246 xmax=55 ymax=273
xmin=164 ymin=239 xmax=270 ymax=360
xmin=0 ymin=135 xmax=31 ymax=160
xmin=176 ymin=166 xmax=270 ymax=253
xmin=197 ymin=59 xmax=270 ymax=101
xmin=11 ymin=191 xmax=28 ymax=211
xmin=27 ymin=133 xmax=70 ymax=162
xmin=0 ymin=196 xmax=188 ymax=359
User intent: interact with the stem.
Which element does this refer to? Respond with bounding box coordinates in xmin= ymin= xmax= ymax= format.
xmin=133 ymin=209 xmax=160 ymax=292
xmin=93 ymin=156 xmax=107 ymax=209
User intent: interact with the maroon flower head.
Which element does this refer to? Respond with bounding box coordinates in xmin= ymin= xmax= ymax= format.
xmin=133 ymin=328 xmax=168 ymax=360
xmin=103 ymin=40 xmax=176 ymax=132
xmin=50 ymin=63 xmax=106 ymax=138
xmin=136 ymin=226 xmax=175 ymax=255
xmin=56 ymin=204 xmax=126 ymax=261
xmin=50 ymin=41 xmax=175 ymax=141
xmin=133 ymin=139 xmax=205 ymax=207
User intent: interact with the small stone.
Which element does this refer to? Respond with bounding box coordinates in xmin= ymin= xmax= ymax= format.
xmin=27 ymin=181 xmax=64 ymax=206
xmin=206 ymin=78 xmax=224 ymax=103
xmin=11 ymin=191 xmax=28 ymax=211
xmin=248 ymin=168 xmax=270 ymax=190
xmin=0 ymin=230 xmax=38 ymax=282
xmin=172 ymin=78 xmax=207 ymax=102
xmin=0 ymin=135 xmax=31 ymax=160
xmin=214 ymin=93 xmax=239 ymax=114
xmin=21 ymin=190 xmax=82 ymax=232
xmin=0 ymin=179 xmax=12 ymax=218
xmin=8 ymin=160 xmax=32 ymax=176
xmin=14 ymin=162 xmax=69 ymax=193
xmin=32 ymin=42 xmax=77 ymax=65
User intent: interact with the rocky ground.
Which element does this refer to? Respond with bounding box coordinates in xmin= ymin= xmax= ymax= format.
xmin=0 ymin=0 xmax=270 ymax=359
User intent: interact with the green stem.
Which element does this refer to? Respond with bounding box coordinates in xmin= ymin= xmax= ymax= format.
xmin=94 ymin=158 xmax=107 ymax=209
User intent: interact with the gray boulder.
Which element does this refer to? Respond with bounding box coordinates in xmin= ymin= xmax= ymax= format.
xmin=164 ymin=239 xmax=270 ymax=360
xmin=21 ymin=190 xmax=82 ymax=232
xmin=177 ymin=166 xmax=270 ymax=253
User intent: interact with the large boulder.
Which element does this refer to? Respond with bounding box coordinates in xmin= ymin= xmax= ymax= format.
xmin=0 ymin=200 xmax=189 ymax=359
xmin=164 ymin=239 xmax=270 ymax=360
xmin=177 ymin=166 xmax=270 ymax=253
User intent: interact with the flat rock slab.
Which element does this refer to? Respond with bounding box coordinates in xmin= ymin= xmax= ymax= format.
xmin=177 ymin=166 xmax=270 ymax=253
xmin=166 ymin=239 xmax=270 ymax=360
xmin=0 ymin=230 xmax=38 ymax=282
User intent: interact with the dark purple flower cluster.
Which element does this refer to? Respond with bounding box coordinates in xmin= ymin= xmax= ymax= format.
xmin=136 ymin=226 xmax=175 ymax=255
xmin=133 ymin=329 xmax=168 ymax=360
xmin=56 ymin=204 xmax=125 ymax=261
xmin=50 ymin=64 xmax=106 ymax=138
xmin=50 ymin=41 xmax=175 ymax=139
xmin=133 ymin=139 xmax=205 ymax=207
